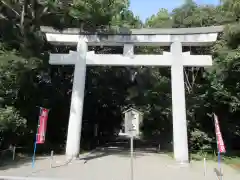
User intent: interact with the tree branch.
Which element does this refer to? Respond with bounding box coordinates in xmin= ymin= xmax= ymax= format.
xmin=184 ymin=68 xmax=192 ymax=94
xmin=0 ymin=13 xmax=8 ymax=20
xmin=1 ymin=0 xmax=20 ymax=17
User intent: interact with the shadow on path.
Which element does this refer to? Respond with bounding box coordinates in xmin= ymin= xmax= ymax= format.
xmin=0 ymin=155 xmax=47 ymax=171
xmin=79 ymin=137 xmax=168 ymax=163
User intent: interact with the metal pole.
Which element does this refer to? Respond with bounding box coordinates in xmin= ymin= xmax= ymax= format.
xmin=158 ymin=144 xmax=161 ymax=153
xmin=32 ymin=134 xmax=38 ymax=168
xmin=130 ymin=134 xmax=134 ymax=180
xmin=12 ymin=146 xmax=16 ymax=161
xmin=32 ymin=107 xmax=41 ymax=168
xmin=203 ymin=157 xmax=207 ymax=176
xmin=50 ymin=150 xmax=54 ymax=168
xmin=218 ymin=151 xmax=222 ymax=180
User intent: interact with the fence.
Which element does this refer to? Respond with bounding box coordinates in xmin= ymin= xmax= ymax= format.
xmin=0 ymin=146 xmax=18 ymax=161
xmin=0 ymin=146 xmax=55 ymax=168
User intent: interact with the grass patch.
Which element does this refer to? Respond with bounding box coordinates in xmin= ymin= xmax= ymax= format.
xmin=222 ymin=156 xmax=240 ymax=165
xmin=165 ymin=150 xmax=240 ymax=169
xmin=191 ymin=151 xmax=240 ymax=170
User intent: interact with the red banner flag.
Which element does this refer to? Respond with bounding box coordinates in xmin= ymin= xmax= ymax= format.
xmin=36 ymin=108 xmax=49 ymax=144
xmin=214 ymin=113 xmax=226 ymax=153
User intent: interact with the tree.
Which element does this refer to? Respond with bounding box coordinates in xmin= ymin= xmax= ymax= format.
xmin=145 ymin=8 xmax=172 ymax=28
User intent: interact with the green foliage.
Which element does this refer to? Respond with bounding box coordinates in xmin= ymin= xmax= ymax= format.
xmin=0 ymin=44 xmax=40 ymax=105
xmin=0 ymin=106 xmax=27 ymax=148
xmin=190 ymin=129 xmax=213 ymax=151
xmin=0 ymin=106 xmax=26 ymax=132
xmin=145 ymin=8 xmax=172 ymax=28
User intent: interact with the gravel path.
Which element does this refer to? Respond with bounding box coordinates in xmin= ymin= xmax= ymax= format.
xmin=1 ymin=149 xmax=239 ymax=180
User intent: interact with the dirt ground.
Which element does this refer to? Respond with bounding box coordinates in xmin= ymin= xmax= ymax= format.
xmin=0 ymin=148 xmax=240 ymax=180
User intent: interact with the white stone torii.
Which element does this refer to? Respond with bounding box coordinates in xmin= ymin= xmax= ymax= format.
xmin=41 ymin=25 xmax=223 ymax=163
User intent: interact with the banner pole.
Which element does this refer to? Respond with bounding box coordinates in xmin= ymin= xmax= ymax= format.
xmin=32 ymin=107 xmax=42 ymax=168
xmin=32 ymin=134 xmax=37 ymax=168
xmin=218 ymin=151 xmax=222 ymax=180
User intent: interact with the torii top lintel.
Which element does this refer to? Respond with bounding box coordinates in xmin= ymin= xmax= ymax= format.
xmin=40 ymin=25 xmax=224 ymax=46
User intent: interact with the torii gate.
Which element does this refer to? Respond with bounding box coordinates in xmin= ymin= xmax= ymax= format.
xmin=41 ymin=25 xmax=223 ymax=163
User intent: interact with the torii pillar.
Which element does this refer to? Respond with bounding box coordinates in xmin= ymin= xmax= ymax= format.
xmin=65 ymin=41 xmax=87 ymax=157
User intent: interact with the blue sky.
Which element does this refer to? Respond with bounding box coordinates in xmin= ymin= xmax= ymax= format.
xmin=129 ymin=0 xmax=220 ymax=21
